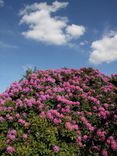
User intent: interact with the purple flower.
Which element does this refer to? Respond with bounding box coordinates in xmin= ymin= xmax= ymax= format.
xmin=7 ymin=134 xmax=16 ymax=140
xmin=6 ymin=146 xmax=15 ymax=154
xmin=102 ymin=149 xmax=108 ymax=156
xmin=22 ymin=133 xmax=28 ymax=139
xmin=18 ymin=118 xmax=26 ymax=125
xmin=0 ymin=116 xmax=4 ymax=122
xmin=53 ymin=145 xmax=60 ymax=153
xmin=9 ymin=129 xmax=16 ymax=135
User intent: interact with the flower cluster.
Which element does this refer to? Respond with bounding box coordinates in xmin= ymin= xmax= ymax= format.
xmin=0 ymin=67 xmax=117 ymax=155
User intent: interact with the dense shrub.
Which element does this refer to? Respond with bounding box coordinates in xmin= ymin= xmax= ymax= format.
xmin=0 ymin=67 xmax=117 ymax=156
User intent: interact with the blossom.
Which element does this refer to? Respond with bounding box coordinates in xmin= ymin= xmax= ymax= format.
xmin=0 ymin=67 xmax=116 ymax=155
xmin=18 ymin=119 xmax=26 ymax=125
xmin=53 ymin=118 xmax=61 ymax=124
xmin=46 ymin=111 xmax=53 ymax=120
xmin=22 ymin=133 xmax=28 ymax=139
xmin=8 ymin=129 xmax=16 ymax=135
xmin=6 ymin=146 xmax=15 ymax=154
xmin=102 ymin=149 xmax=108 ymax=156
xmin=53 ymin=145 xmax=60 ymax=153
xmin=83 ymin=135 xmax=88 ymax=140
xmin=6 ymin=115 xmax=14 ymax=121
xmin=39 ymin=111 xmax=46 ymax=118
xmin=7 ymin=134 xmax=16 ymax=140
xmin=0 ymin=116 xmax=4 ymax=122
xmin=65 ymin=122 xmax=73 ymax=131
xmin=15 ymin=113 xmax=20 ymax=118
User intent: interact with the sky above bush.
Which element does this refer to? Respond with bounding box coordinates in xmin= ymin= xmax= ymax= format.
xmin=0 ymin=0 xmax=117 ymax=92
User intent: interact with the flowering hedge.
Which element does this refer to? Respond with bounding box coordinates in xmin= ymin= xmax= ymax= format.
xmin=0 ymin=67 xmax=117 ymax=156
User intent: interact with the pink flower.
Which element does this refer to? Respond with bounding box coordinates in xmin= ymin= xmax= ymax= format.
xmin=57 ymin=104 xmax=61 ymax=108
xmin=7 ymin=134 xmax=16 ymax=140
xmin=53 ymin=118 xmax=61 ymax=124
xmin=18 ymin=119 xmax=26 ymax=125
xmin=46 ymin=111 xmax=53 ymax=120
xmin=15 ymin=113 xmax=20 ymax=118
xmin=53 ymin=145 xmax=60 ymax=153
xmin=99 ymin=111 xmax=107 ymax=119
xmin=77 ymin=111 xmax=81 ymax=115
xmin=92 ymin=146 xmax=100 ymax=151
xmin=86 ymin=112 xmax=92 ymax=115
xmin=9 ymin=129 xmax=16 ymax=135
xmin=6 ymin=139 xmax=11 ymax=143
xmin=0 ymin=116 xmax=4 ymax=122
xmin=16 ymin=99 xmax=23 ymax=107
xmin=39 ymin=112 xmax=46 ymax=118
xmin=88 ymin=125 xmax=95 ymax=131
xmin=77 ymin=130 xmax=81 ymax=135
xmin=83 ymin=135 xmax=88 ymax=140
xmin=73 ymin=124 xmax=78 ymax=130
xmin=111 ymin=143 xmax=117 ymax=150
xmin=22 ymin=134 xmax=28 ymax=139
xmin=27 ymin=102 xmax=33 ymax=107
xmin=93 ymin=106 xmax=97 ymax=110
xmin=73 ymin=101 xmax=80 ymax=105
xmin=104 ymin=103 xmax=109 ymax=108
xmin=76 ymin=136 xmax=82 ymax=142
xmin=24 ymin=122 xmax=29 ymax=127
xmin=99 ymin=107 xmax=105 ymax=111
xmin=65 ymin=122 xmax=73 ymax=131
xmin=40 ymin=95 xmax=46 ymax=101
xmin=6 ymin=114 xmax=14 ymax=121
xmin=6 ymin=146 xmax=15 ymax=154
xmin=72 ymin=120 xmax=76 ymax=124
xmin=65 ymin=108 xmax=70 ymax=113
xmin=102 ymin=149 xmax=108 ymax=156
xmin=96 ymin=130 xmax=106 ymax=139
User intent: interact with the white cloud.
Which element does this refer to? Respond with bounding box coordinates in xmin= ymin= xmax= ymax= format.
xmin=66 ymin=24 xmax=85 ymax=38
xmin=19 ymin=1 xmax=85 ymax=46
xmin=0 ymin=0 xmax=4 ymax=7
xmin=0 ymin=41 xmax=18 ymax=49
xmin=80 ymin=40 xmax=89 ymax=46
xmin=89 ymin=31 xmax=117 ymax=65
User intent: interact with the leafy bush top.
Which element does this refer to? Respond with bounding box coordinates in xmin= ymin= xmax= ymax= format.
xmin=0 ymin=67 xmax=117 ymax=156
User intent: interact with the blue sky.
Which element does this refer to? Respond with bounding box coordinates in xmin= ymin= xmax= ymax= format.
xmin=0 ymin=0 xmax=117 ymax=92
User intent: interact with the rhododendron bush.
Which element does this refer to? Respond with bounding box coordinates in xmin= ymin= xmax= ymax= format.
xmin=0 ymin=68 xmax=117 ymax=156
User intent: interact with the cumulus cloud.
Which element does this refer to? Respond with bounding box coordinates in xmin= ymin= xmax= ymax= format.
xmin=66 ymin=24 xmax=85 ymax=38
xmin=19 ymin=1 xmax=85 ymax=45
xmin=0 ymin=0 xmax=4 ymax=7
xmin=89 ymin=31 xmax=117 ymax=65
